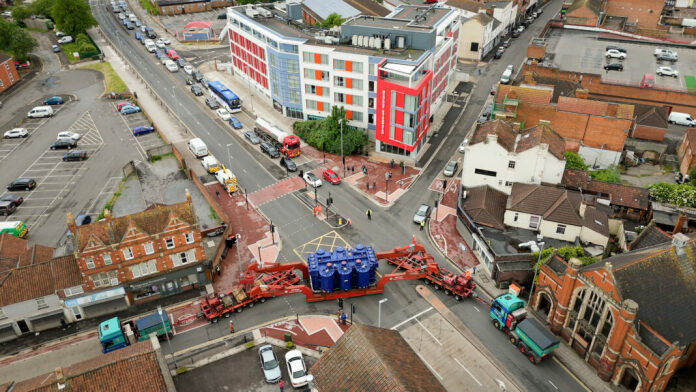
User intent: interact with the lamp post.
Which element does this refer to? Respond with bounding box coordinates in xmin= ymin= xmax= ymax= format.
xmin=377 ymin=298 xmax=388 ymax=328
xmin=235 ymin=233 xmax=242 ymax=280
xmin=339 ymin=118 xmax=345 ymax=178
xmin=157 ymin=305 xmax=177 ymax=368
xmin=385 ymin=172 xmax=390 ymax=202
xmin=528 ymin=242 xmax=545 ymax=304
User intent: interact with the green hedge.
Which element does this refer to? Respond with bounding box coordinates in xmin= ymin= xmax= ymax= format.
xmin=293 ymin=106 xmax=367 ymax=155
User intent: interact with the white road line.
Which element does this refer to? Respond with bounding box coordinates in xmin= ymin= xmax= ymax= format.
xmin=417 ymin=318 xmax=442 ymax=346
xmin=415 ymin=352 xmax=442 ymax=380
xmin=454 ymin=357 xmax=482 ymax=386
xmin=548 ymin=380 xmax=559 ymax=390
xmin=390 ymin=307 xmax=434 ymax=330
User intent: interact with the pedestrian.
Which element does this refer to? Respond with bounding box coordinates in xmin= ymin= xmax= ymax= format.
xmin=420 ymin=219 xmax=425 ymax=231
xmin=347 ymin=218 xmax=352 ymax=227
xmin=215 ymin=190 xmax=220 ymax=199
xmin=352 ymin=165 xmax=355 ymax=173
xmin=473 ymin=265 xmax=477 ymax=275
xmin=133 ymin=91 xmax=138 ymax=99
xmin=60 ymin=318 xmax=68 ymax=330
xmin=389 ymin=171 xmax=392 ymax=179
xmin=340 ymin=311 xmax=347 ymax=325
xmin=366 ymin=209 xmax=372 ymax=220
xmin=401 ymin=162 xmax=405 ymax=174
xmin=362 ymin=165 xmax=366 ymax=174
xmin=478 ymin=68 xmax=481 ymax=76
xmin=229 ymin=320 xmax=235 ymax=334
xmin=216 ymin=264 xmax=221 ymax=276
xmin=366 ymin=167 xmax=369 ymax=175
xmin=279 ymin=380 xmax=285 ymax=392
xmin=373 ymin=181 xmax=376 ymax=189
xmin=366 ymin=182 xmax=370 ymax=190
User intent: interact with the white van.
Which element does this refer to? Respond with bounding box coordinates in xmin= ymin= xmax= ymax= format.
xmin=500 ymin=65 xmax=514 ymax=84
xmin=27 ymin=106 xmax=54 ymax=118
xmin=188 ymin=138 xmax=208 ymax=158
xmin=668 ymin=111 xmax=695 ymax=127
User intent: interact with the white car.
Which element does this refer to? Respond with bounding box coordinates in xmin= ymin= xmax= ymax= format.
xmin=4 ymin=128 xmax=28 ymax=138
xmin=458 ymin=138 xmax=468 ymax=153
xmin=161 ymin=37 xmax=171 ymax=45
xmin=285 ymin=350 xmax=308 ymax=388
xmin=58 ymin=36 xmax=73 ymax=44
xmin=57 ymin=131 xmax=81 ymax=141
xmin=654 ymin=48 xmax=678 ymax=59
xmin=155 ymin=38 xmax=166 ymax=48
xmin=605 ymin=49 xmax=626 ymax=59
xmin=183 ymin=65 xmax=194 ymax=75
xmin=55 ymin=30 xmax=65 ymax=37
xmin=303 ymin=171 xmax=322 ymax=188
xmin=216 ymin=108 xmax=231 ymax=121
xmin=118 ymin=13 xmax=127 ymax=20
xmin=165 ymin=60 xmax=178 ymax=72
xmin=656 ymin=66 xmax=678 ymax=77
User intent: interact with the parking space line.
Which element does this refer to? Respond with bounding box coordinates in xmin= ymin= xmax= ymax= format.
xmin=415 ymin=352 xmax=442 ymax=380
xmin=416 ymin=318 xmax=442 ymax=346
xmin=391 ymin=307 xmax=434 ymax=330
xmin=454 ymin=357 xmax=482 ymax=386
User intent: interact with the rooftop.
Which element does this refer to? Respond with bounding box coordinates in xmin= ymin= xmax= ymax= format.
xmin=461 ymin=185 xmax=507 ymax=230
xmin=479 ymin=225 xmax=574 ymax=255
xmin=0 ymin=255 xmax=82 ymax=307
xmin=302 ymin=0 xmax=361 ymax=20
xmin=0 ymin=233 xmax=54 ymax=272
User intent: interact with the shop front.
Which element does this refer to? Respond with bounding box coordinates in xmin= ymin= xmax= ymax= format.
xmin=125 ymin=266 xmax=207 ymax=304
xmin=64 ymin=287 xmax=129 ymax=321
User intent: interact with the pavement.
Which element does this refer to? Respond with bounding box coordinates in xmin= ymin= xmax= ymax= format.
xmin=620 ymin=163 xmax=674 ymax=187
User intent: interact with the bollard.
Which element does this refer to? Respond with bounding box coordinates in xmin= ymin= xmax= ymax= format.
xmin=338 ymin=218 xmax=342 ymax=225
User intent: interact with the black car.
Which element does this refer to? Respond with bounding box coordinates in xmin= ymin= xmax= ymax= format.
xmin=193 ymin=71 xmax=204 ymax=82
xmin=217 ymin=12 xmax=227 ymax=19
xmin=7 ymin=178 xmax=36 ymax=191
xmin=205 ymin=97 xmax=220 ymax=109
xmin=176 ymin=58 xmax=186 ymax=68
xmin=50 ymin=139 xmax=76 ymax=150
xmin=494 ymin=47 xmax=504 ymax=59
xmin=0 ymin=193 xmax=24 ymax=207
xmin=145 ymin=27 xmax=156 ymax=39
xmin=604 ymin=62 xmax=624 ymax=71
xmin=63 ymin=150 xmax=88 ymax=161
xmin=478 ymin=104 xmax=493 ymax=122
xmin=260 ymin=142 xmax=280 ymax=158
xmin=605 ymin=45 xmax=627 ymax=53
xmin=191 ymin=84 xmax=203 ymax=96
xmin=502 ymin=39 xmax=511 ymax=48
xmin=280 ymin=156 xmax=297 ymax=172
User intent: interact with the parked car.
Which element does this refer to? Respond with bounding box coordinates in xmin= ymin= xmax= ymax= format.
xmin=62 ymin=150 xmax=88 ymax=161
xmin=57 ymin=131 xmax=81 ymax=141
xmin=228 ymin=116 xmax=242 ymax=129
xmin=140 ymin=25 xmax=148 ymax=33
xmin=57 ymin=36 xmax=73 ymax=44
xmin=132 ymin=125 xmax=155 ymax=136
xmin=605 ymin=49 xmax=626 ymax=59
xmin=657 ymin=52 xmax=678 ymax=62
xmin=44 ymin=95 xmax=64 ymax=105
xmin=51 ymin=45 xmax=60 ymax=53
xmin=502 ymin=39 xmax=511 ymax=48
xmin=303 ymin=171 xmax=322 ymax=188
xmin=14 ymin=60 xmax=30 ymax=69
xmin=260 ymin=142 xmax=280 ymax=158
xmin=135 ymin=31 xmax=143 ymax=42
xmin=654 ymin=48 xmax=677 ymax=58
xmin=154 ymin=49 xmax=165 ymax=59
xmin=322 ymin=169 xmax=340 ymax=184
xmin=285 ymin=350 xmax=309 ymax=388
xmin=200 ymin=77 xmax=209 ymax=88
xmin=193 ymin=71 xmax=204 ymax=82
xmin=0 ymin=194 xmax=24 ymax=207
xmin=4 ymin=128 xmax=28 ymax=138
xmin=120 ymin=105 xmax=141 ymax=115
xmin=155 ymin=38 xmax=166 ymax=48
xmin=7 ymin=178 xmax=37 ymax=191
xmin=0 ymin=201 xmax=16 ymax=216
xmin=605 ymin=45 xmax=626 ymax=53
xmin=176 ymin=58 xmax=186 ymax=68
xmin=443 ymin=160 xmax=459 ymax=177
xmin=478 ymin=105 xmax=492 ymax=123
xmin=604 ymin=62 xmax=624 ymax=71
xmin=258 ymin=345 xmax=281 ymax=383
xmin=116 ymin=101 xmax=132 ymax=111
xmin=205 ymin=97 xmax=220 ymax=109
xmin=165 ymin=60 xmax=178 ymax=72
xmin=458 ymin=138 xmax=468 ymax=153
xmin=161 ymin=37 xmax=171 ymax=45
xmin=190 ymin=84 xmax=203 ymax=96
xmin=413 ymin=204 xmax=430 ymax=224
xmin=166 ymin=49 xmax=179 ymax=60
xmin=244 ymin=130 xmax=260 ymax=144
xmin=280 ymin=156 xmax=297 ymax=172
xmin=657 ymin=66 xmax=678 ymax=77
xmin=50 ymin=139 xmax=76 ymax=150
xmin=217 ymin=12 xmax=227 ymax=19
xmin=493 ymin=47 xmax=504 ymax=59
xmin=216 ymin=108 xmax=231 ymax=121
xmin=183 ymin=65 xmax=194 ymax=74
xmin=126 ymin=22 xmax=135 ymax=30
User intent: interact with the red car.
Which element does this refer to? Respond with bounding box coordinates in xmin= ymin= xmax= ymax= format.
xmin=167 ymin=49 xmax=179 ymax=60
xmin=322 ymin=169 xmax=340 ymax=185
xmin=116 ymin=102 xmax=132 ymax=111
xmin=14 ymin=60 xmax=30 ymax=69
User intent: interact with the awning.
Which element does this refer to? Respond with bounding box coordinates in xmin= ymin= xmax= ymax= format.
xmin=185 ymin=21 xmax=212 ymax=30
xmin=28 ymin=309 xmax=64 ymax=321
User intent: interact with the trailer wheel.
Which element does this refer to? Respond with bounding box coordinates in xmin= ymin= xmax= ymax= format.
xmin=236 ymin=307 xmax=243 ymax=313
xmin=260 ymin=298 xmax=266 ymax=303
xmin=493 ymin=320 xmax=501 ymax=330
xmin=518 ymin=341 xmax=527 ymax=354
xmin=249 ymin=302 xmax=254 ymax=308
xmin=444 ymin=290 xmax=451 ymax=295
xmin=509 ymin=336 xmax=517 ymax=346
xmin=454 ymin=295 xmax=462 ymax=301
xmin=211 ymin=317 xmax=219 ymax=323
xmin=433 ymin=284 xmax=440 ymax=290
xmin=224 ymin=313 xmax=230 ymax=318
xmin=528 ymin=354 xmax=539 ymax=364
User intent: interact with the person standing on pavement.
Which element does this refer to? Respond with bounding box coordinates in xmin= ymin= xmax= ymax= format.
xmin=279 ymin=380 xmax=285 ymax=392
xmin=366 ymin=209 xmax=372 ymax=220
xmin=420 ymin=219 xmax=425 ymax=231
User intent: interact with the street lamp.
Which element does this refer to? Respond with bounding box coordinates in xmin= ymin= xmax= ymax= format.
xmin=384 ymin=172 xmax=390 ymax=202
xmin=235 ymin=233 xmax=242 ymax=280
xmin=339 ymin=118 xmax=345 ymax=178
xmin=377 ymin=298 xmax=388 ymax=328
xmin=528 ymin=242 xmax=545 ymax=304
xmin=157 ymin=305 xmax=177 ymax=368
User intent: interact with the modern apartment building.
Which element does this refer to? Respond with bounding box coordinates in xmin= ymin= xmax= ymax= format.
xmin=225 ymin=2 xmax=460 ymax=161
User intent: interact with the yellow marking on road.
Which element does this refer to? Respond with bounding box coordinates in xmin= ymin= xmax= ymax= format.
xmin=292 ymin=231 xmax=350 ymax=262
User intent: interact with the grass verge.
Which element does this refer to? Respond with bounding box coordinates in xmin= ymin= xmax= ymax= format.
xmin=139 ymin=0 xmax=159 ymax=15
xmin=98 ymin=177 xmax=128 ymax=220
xmin=149 ymin=152 xmax=174 ymax=163
xmin=79 ymin=62 xmax=129 ymax=93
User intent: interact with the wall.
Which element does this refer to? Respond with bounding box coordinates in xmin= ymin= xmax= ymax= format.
xmin=0 ymin=58 xmax=20 ymax=93
xmin=608 ymin=218 xmax=627 ymax=251
xmin=632 ymin=124 xmax=665 ymax=142
xmin=565 ymin=6 xmax=599 ymax=26
xmin=579 ymin=227 xmax=609 ymax=248
xmin=1 ymin=295 xmax=63 ymax=337
xmin=578 ymin=145 xmax=622 ymax=169
xmin=457 ymin=18 xmax=484 ymax=61
xmin=504 ymin=210 xmax=539 ymax=231
xmin=156 ymin=1 xmax=212 ymax=16
xmin=539 ymin=219 xmax=582 ymax=243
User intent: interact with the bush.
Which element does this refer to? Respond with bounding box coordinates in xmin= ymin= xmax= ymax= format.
xmin=293 ymin=106 xmax=368 ymax=155
xmin=648 ymin=182 xmax=696 ymax=207
xmin=589 ymin=165 xmax=621 ymax=184
xmin=564 ymin=152 xmax=587 ymax=170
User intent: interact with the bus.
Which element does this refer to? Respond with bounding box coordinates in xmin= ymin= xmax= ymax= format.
xmin=207 ymin=81 xmax=241 ymax=113
xmin=0 ymin=221 xmax=28 ymax=238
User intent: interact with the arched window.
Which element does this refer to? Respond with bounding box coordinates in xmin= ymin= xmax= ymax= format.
xmin=567 ymin=287 xmax=614 ymax=360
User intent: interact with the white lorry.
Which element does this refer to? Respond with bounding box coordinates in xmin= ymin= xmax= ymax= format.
xmin=215 ymin=164 xmax=237 ymax=193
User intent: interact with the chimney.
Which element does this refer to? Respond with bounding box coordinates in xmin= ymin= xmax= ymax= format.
xmin=673 ymin=214 xmax=687 ymax=234
xmin=104 ymin=209 xmax=115 ymax=244
xmin=575 ymin=88 xmax=589 ymax=99
xmin=66 ymin=212 xmax=77 ymax=235
xmin=579 ymin=201 xmax=587 ymax=218
xmin=186 ymin=188 xmax=192 ymax=205
xmin=55 ymin=367 xmax=66 ymax=388
xmin=672 ymin=232 xmax=688 ymax=250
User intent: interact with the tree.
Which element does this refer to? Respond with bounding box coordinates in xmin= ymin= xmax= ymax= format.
xmin=51 ymin=0 xmax=97 ymax=37
xmin=293 ymin=106 xmax=368 ymax=155
xmin=11 ymin=6 xmax=33 ymax=23
xmin=689 ymin=166 xmax=696 ymax=186
xmin=32 ymin=0 xmax=55 ymax=18
xmin=0 ymin=19 xmax=37 ymax=61
xmin=564 ymin=151 xmax=587 ymax=171
xmin=589 ymin=165 xmax=621 ymax=184
xmin=321 ymin=13 xmax=344 ymax=28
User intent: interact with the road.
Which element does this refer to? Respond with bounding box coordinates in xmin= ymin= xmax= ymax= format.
xmin=86 ymin=0 xmax=587 ymax=390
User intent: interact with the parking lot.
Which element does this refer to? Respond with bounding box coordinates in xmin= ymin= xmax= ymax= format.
xmin=156 ymin=9 xmax=227 ymax=40
xmin=113 ymin=100 xmax=163 ymax=159
xmin=546 ymin=29 xmax=696 ymax=89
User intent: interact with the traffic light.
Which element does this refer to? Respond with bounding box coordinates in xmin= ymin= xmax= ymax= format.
xmin=434 ymin=199 xmax=439 ymax=208
xmin=442 ymin=179 xmax=447 ymax=189
xmin=338 ymin=298 xmax=344 ymax=309
xmin=270 ymin=223 xmax=275 ymax=233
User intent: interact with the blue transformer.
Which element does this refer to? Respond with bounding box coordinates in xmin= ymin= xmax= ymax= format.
xmin=319 ymin=263 xmax=335 ymax=292
xmin=307 ymin=244 xmax=378 ymax=292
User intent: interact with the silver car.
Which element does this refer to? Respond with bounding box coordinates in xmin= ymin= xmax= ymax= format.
xmin=443 ymin=161 xmax=459 ymax=177
xmin=258 ymin=345 xmax=281 ymax=383
xmin=413 ymin=204 xmax=430 ymax=224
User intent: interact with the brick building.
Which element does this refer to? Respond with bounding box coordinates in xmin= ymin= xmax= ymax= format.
xmin=150 ymin=0 xmax=232 ymax=15
xmin=564 ymin=0 xmax=603 ymax=26
xmin=531 ymin=233 xmax=696 ymax=391
xmin=69 ymin=191 xmax=207 ymax=313
xmin=678 ymin=129 xmax=696 ymax=176
xmin=0 ymin=51 xmax=20 ymax=93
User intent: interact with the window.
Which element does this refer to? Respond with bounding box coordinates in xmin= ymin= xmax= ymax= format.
xmin=368 ymin=81 xmax=375 ymax=92
xmin=508 ymin=161 xmax=516 ymax=169
xmin=404 ymin=95 xmax=417 ymax=112
xmin=369 ymin=63 xmax=375 ymax=75
xmin=288 ymin=74 xmax=300 ymax=89
xmin=334 ymin=59 xmax=345 ymax=70
xmin=64 ymin=285 xmax=84 ymax=296
xmin=335 ymin=93 xmax=345 ymax=103
xmin=269 ymin=52 xmax=277 ymax=67
xmin=102 ymin=253 xmax=112 ymax=265
xmin=122 ymin=248 xmax=134 ymax=260
xmin=334 ymin=76 xmax=344 ymax=87
xmin=352 ymin=79 xmax=363 ymax=90
xmin=352 ymin=62 xmax=363 ymax=73
xmin=319 ymin=54 xmax=328 ymax=64
xmin=556 ymin=224 xmax=567 ymax=235
xmin=474 ymin=168 xmax=497 ymax=177
xmin=36 ymin=297 xmax=48 ymax=309
xmin=529 ymin=216 xmax=540 ymax=229
xmin=306 ymin=100 xmax=316 ymax=109
xmin=351 ymin=111 xmax=363 ymax=121
xmin=513 ymin=212 xmax=519 ymax=222
xmin=288 ymin=90 xmax=301 ymax=104
xmin=92 ymin=271 xmax=117 ymax=288
xmin=185 ymin=232 xmax=194 ymax=244
xmin=368 ymin=113 xmax=375 ymax=124
xmin=165 ymin=238 xmax=175 ymax=249
xmin=130 ymin=260 xmax=158 ymax=278
xmin=352 ymin=96 xmax=363 ymax=106
xmin=505 ymin=181 xmax=513 ymax=186
xmin=171 ymin=250 xmax=196 ymax=267
xmin=85 ymin=257 xmax=95 ymax=269
xmin=71 ymin=306 xmax=82 ymax=320
xmin=287 ymin=107 xmax=304 ymax=119
xmin=302 ymin=52 xmax=312 ymax=62
xmin=470 ymin=42 xmax=479 ymax=51
xmin=286 ymin=59 xmax=299 ymax=73
xmin=144 ymin=242 xmax=154 ymax=255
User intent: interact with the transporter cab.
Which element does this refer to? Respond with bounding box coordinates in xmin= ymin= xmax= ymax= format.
xmin=254 ymin=117 xmax=301 ymax=158
xmin=98 ymin=311 xmax=173 ymax=353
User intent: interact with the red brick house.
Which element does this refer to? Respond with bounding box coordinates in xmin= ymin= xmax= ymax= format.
xmin=0 ymin=51 xmax=20 ymax=94
xmin=531 ymin=233 xmax=696 ymax=391
xmin=564 ymin=0 xmax=604 ymax=26
xmin=69 ymin=191 xmax=207 ymax=306
xmin=678 ymin=129 xmax=696 ymax=176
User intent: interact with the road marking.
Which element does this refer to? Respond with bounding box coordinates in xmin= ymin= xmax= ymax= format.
xmin=548 ymin=380 xmax=559 ymax=390
xmin=415 ymin=352 xmax=442 ymax=380
xmin=391 ymin=307 xmax=433 ymax=330
xmin=454 ymin=357 xmax=482 ymax=386
xmin=552 ymin=357 xmax=592 ymax=392
xmin=417 ymin=318 xmax=442 ymax=346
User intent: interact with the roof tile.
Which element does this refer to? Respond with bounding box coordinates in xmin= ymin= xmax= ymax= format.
xmin=462 ymin=185 xmax=507 ymax=230
xmin=0 ymin=255 xmax=83 ymax=306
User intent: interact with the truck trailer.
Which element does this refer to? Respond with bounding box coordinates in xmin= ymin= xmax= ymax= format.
xmin=254 ymin=117 xmax=301 ymax=158
xmin=98 ymin=310 xmax=173 ymax=353
xmin=489 ymin=293 xmax=559 ymax=363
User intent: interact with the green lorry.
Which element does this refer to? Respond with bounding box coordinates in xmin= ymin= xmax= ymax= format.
xmin=489 ymin=293 xmax=560 ymax=364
